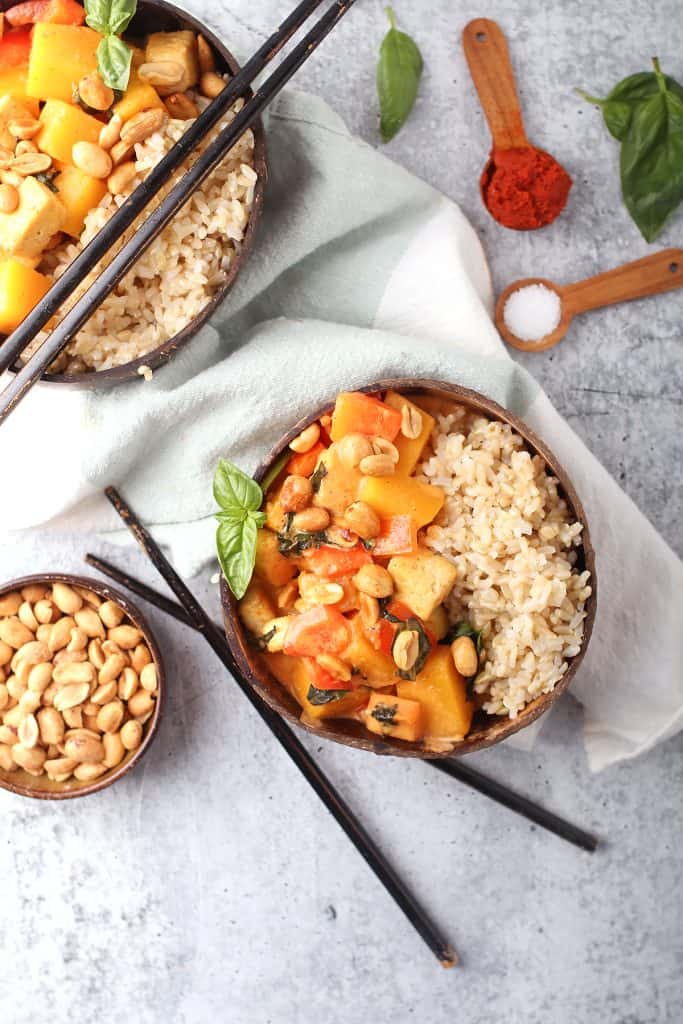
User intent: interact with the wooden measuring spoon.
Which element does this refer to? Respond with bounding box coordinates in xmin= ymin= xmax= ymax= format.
xmin=462 ymin=18 xmax=572 ymax=229
xmin=495 ymin=249 xmax=683 ymax=352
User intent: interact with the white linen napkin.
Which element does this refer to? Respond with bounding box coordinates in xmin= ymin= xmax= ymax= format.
xmin=0 ymin=90 xmax=681 ymax=771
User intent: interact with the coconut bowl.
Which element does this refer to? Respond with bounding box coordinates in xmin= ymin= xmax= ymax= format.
xmin=0 ymin=573 xmax=164 ymax=799
xmin=222 ymin=378 xmax=597 ymax=759
xmin=0 ymin=0 xmax=267 ymax=387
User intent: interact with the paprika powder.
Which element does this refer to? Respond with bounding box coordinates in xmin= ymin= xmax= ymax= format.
xmin=481 ymin=146 xmax=572 ymax=230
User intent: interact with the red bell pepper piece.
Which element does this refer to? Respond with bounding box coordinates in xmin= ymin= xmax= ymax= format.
xmin=0 ymin=27 xmax=32 ymax=68
xmin=302 ymin=543 xmax=372 ymax=580
xmin=283 ymin=606 xmax=351 ymax=657
xmin=372 ymin=515 xmax=418 ymax=557
xmin=303 ymin=657 xmax=348 ymax=691
xmin=286 ymin=441 xmax=326 ymax=478
xmin=5 ymin=0 xmax=85 ymax=26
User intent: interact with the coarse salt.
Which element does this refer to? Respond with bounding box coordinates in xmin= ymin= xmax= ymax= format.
xmin=503 ymin=284 xmax=562 ymax=343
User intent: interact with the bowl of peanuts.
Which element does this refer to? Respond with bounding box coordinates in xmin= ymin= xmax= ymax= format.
xmin=0 ymin=573 xmax=164 ymax=799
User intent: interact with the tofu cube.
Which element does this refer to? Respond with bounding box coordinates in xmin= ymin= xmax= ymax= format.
xmin=388 ymin=549 xmax=458 ymax=621
xmin=0 ymin=176 xmax=66 ymax=261
xmin=145 ymin=31 xmax=199 ymax=94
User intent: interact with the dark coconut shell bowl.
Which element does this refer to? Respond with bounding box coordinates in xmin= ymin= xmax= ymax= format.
xmin=222 ymin=379 xmax=597 ymax=759
xmin=0 ymin=573 xmax=164 ymax=799
xmin=0 ymin=0 xmax=266 ymax=388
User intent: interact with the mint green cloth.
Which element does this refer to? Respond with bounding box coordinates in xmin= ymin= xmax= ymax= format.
xmin=2 ymin=90 xmax=681 ymax=770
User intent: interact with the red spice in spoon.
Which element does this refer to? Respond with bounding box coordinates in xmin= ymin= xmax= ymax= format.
xmin=481 ymin=146 xmax=573 ymax=230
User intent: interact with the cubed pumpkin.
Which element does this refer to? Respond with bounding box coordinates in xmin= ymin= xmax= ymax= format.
xmin=27 ymin=23 xmax=101 ymax=103
xmin=0 ymin=66 xmax=40 ymax=116
xmin=358 ymin=474 xmax=444 ymax=529
xmin=364 ymin=692 xmax=425 ymax=743
xmin=54 ymin=164 xmax=107 ymax=238
xmin=342 ymin=615 xmax=398 ymax=688
xmin=37 ymin=98 xmax=102 ymax=165
xmin=397 ymin=646 xmax=475 ymax=740
xmin=113 ymin=69 xmax=164 ymax=122
xmin=384 ymin=391 xmax=435 ymax=475
xmin=330 ymin=391 xmax=402 ymax=442
xmin=265 ymin=652 xmax=369 ymax=721
xmin=0 ymin=258 xmax=51 ymax=335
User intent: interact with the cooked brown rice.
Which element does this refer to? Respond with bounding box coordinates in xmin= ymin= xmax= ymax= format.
xmin=418 ymin=407 xmax=591 ymax=719
xmin=33 ymin=96 xmax=257 ymax=374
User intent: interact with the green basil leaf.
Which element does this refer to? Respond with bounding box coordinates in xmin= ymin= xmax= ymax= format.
xmin=84 ymin=0 xmax=110 ymax=33
xmin=216 ymin=513 xmax=259 ymax=600
xmin=620 ymin=66 xmax=683 ymax=242
xmin=377 ymin=6 xmax=423 ymax=143
xmin=108 ymin=0 xmax=137 ymax=36
xmin=579 ymin=72 xmax=683 ymax=140
xmin=97 ymin=35 xmax=132 ymax=92
xmin=306 ymin=685 xmax=350 ymax=706
xmin=213 ymin=458 xmax=263 ymax=515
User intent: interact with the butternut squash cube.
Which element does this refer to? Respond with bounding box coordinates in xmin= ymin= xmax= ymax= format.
xmin=387 ymin=549 xmax=457 ymax=621
xmin=0 ymin=67 xmax=40 ymax=117
xmin=364 ymin=693 xmax=425 ymax=742
xmin=0 ymin=259 xmax=51 ymax=335
xmin=312 ymin=443 xmax=362 ymax=515
xmin=238 ymin=581 xmax=277 ymax=638
xmin=265 ymin=652 xmax=369 ymax=721
xmin=37 ymin=99 xmax=102 ymax=166
xmin=27 ymin=24 xmax=101 ymax=103
xmin=384 ymin=391 xmax=435 ymax=476
xmin=358 ymin=474 xmax=444 ymax=529
xmin=0 ymin=175 xmax=65 ymax=261
xmin=397 ymin=646 xmax=475 ymax=740
xmin=54 ymin=164 xmax=107 ymax=238
xmin=113 ymin=69 xmax=164 ymax=122
xmin=254 ymin=529 xmax=296 ymax=588
xmin=342 ymin=615 xmax=398 ymax=688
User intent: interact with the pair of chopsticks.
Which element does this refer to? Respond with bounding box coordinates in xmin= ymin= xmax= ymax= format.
xmin=88 ymin=488 xmax=598 ymax=967
xmin=85 ymin=549 xmax=598 ymax=854
xmin=0 ymin=0 xmax=357 ymax=424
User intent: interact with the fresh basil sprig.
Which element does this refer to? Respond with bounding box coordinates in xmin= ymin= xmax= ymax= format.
xmin=580 ymin=58 xmax=683 ymax=241
xmin=214 ymin=459 xmax=266 ymax=599
xmin=85 ymin=0 xmax=136 ymax=91
xmin=377 ymin=6 xmax=423 ymax=143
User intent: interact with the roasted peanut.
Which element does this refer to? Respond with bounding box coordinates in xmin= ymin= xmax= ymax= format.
xmin=37 ymin=707 xmax=64 ymax=746
xmin=107 ymin=625 xmax=143 ymax=650
xmin=120 ymin=108 xmax=167 ymax=146
xmin=107 ymin=161 xmax=137 ymax=195
xmin=280 ymin=474 xmax=313 ymax=513
xmin=64 ymin=733 xmax=105 ymax=764
xmin=12 ymin=744 xmax=46 ymax=776
xmin=18 ymin=713 xmax=39 ymax=749
xmin=118 ymin=667 xmax=139 ymax=701
xmin=297 ymin=574 xmax=344 ymax=607
xmin=91 ymin=680 xmax=117 ymax=705
xmin=88 ymin=638 xmax=105 ymax=670
xmin=0 ymin=683 xmax=8 ymax=711
xmin=67 ymin=628 xmax=89 ymax=653
xmin=164 ymin=92 xmax=199 ymax=120
xmin=52 ymin=661 xmax=95 ymax=688
xmin=98 ymin=114 xmax=122 ymax=151
xmin=53 ymin=682 xmax=90 ymax=712
xmin=0 ymin=745 xmax=17 ymax=772
xmin=353 ymin=564 xmax=394 ymax=599
xmin=0 ymin=617 xmax=34 ymax=649
xmin=52 ymin=583 xmax=82 ymax=616
xmin=197 ymin=35 xmax=215 ymax=73
xmin=34 ymin=599 xmax=56 ymax=624
xmin=139 ymin=663 xmax=157 ymax=692
xmin=401 ymin=404 xmax=423 ymax=439
xmin=128 ymin=690 xmax=154 ymax=719
xmin=199 ymin=71 xmax=225 ymax=98
xmin=102 ymin=731 xmax=126 ymax=769
xmin=44 ymin=757 xmax=78 ymax=781
xmin=0 ymin=593 xmax=22 ymax=617
xmin=0 ymin=183 xmax=18 ymax=213
xmin=48 ymin=616 xmax=76 ymax=653
xmin=74 ymin=607 xmax=105 ymax=639
xmin=121 ymin=720 xmax=143 ymax=751
xmin=291 ymin=507 xmax=330 ymax=533
xmin=63 ymin=707 xmax=83 ymax=729
xmin=130 ymin=644 xmax=152 ymax=674
xmin=77 ymin=71 xmax=114 ymax=111
xmin=18 ymin=601 xmax=38 ymax=632
xmin=96 ymin=699 xmax=124 ymax=734
xmin=450 ymin=635 xmax=479 ymax=678
xmin=393 ymin=630 xmax=420 ymax=672
xmin=8 ymin=117 xmax=40 ymax=140
xmin=21 ymin=585 xmax=47 ymax=604
xmin=358 ymin=593 xmax=380 ymax=628
xmin=289 ymin=422 xmax=320 ymax=454
xmin=110 ymin=138 xmax=135 ymax=166
xmin=336 ymin=433 xmax=374 ymax=469
xmin=343 ymin=501 xmax=380 ymax=540
xmin=0 ymin=640 xmax=12 ymax=667
xmin=72 ymin=141 xmax=112 ymax=180
xmin=74 ymin=762 xmax=108 ymax=782
xmin=369 ymin=437 xmax=399 ymax=463
xmin=27 ymin=663 xmax=53 ymax=693
xmin=359 ymin=453 xmax=395 ymax=477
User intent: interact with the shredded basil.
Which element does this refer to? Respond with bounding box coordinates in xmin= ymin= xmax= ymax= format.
xmin=34 ymin=171 xmax=59 ymax=193
xmin=307 ymin=685 xmax=350 ymax=706
xmin=370 ymin=701 xmax=399 ymax=726
xmin=441 ymin=621 xmax=483 ymax=654
xmin=310 ymin=462 xmax=328 ymax=494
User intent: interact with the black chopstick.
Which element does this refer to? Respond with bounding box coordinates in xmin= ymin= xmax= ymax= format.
xmin=0 ymin=0 xmax=357 ymax=423
xmin=100 ymin=489 xmax=457 ymax=967
xmin=84 ymin=551 xmax=599 ymax=853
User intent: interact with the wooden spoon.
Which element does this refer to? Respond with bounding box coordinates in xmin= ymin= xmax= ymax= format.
xmin=462 ymin=18 xmax=571 ymax=229
xmin=495 ymin=249 xmax=683 ymax=352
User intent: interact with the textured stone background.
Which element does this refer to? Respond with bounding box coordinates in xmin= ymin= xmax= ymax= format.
xmin=1 ymin=2 xmax=681 ymax=1023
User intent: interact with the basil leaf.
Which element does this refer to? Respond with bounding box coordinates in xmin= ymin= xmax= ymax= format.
xmin=97 ymin=35 xmax=132 ymax=91
xmin=216 ymin=513 xmax=259 ymax=600
xmin=580 ymin=71 xmax=683 ymax=141
xmin=108 ymin=0 xmax=137 ymax=36
xmin=377 ymin=6 xmax=423 ymax=143
xmin=621 ymin=62 xmax=683 ymax=242
xmin=307 ymin=685 xmax=350 ymax=706
xmin=370 ymin=701 xmax=398 ymax=725
xmin=84 ymin=0 xmax=110 ymax=33
xmin=213 ymin=458 xmax=263 ymax=515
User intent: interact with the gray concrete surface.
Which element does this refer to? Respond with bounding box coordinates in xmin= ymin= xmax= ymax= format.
xmin=1 ymin=2 xmax=681 ymax=1023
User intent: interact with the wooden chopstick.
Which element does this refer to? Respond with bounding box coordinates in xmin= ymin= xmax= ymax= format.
xmin=84 ymin=551 xmax=599 ymax=853
xmin=0 ymin=0 xmax=357 ymax=423
xmin=100 ymin=489 xmax=457 ymax=967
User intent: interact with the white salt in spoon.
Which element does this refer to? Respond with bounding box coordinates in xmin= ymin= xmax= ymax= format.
xmin=495 ymin=249 xmax=683 ymax=353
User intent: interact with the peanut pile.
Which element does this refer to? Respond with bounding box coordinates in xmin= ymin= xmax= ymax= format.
xmin=0 ymin=580 xmax=158 ymax=785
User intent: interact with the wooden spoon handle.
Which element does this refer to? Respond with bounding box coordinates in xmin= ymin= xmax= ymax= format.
xmin=462 ymin=18 xmax=529 ymax=150
xmin=562 ymin=249 xmax=683 ymax=315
